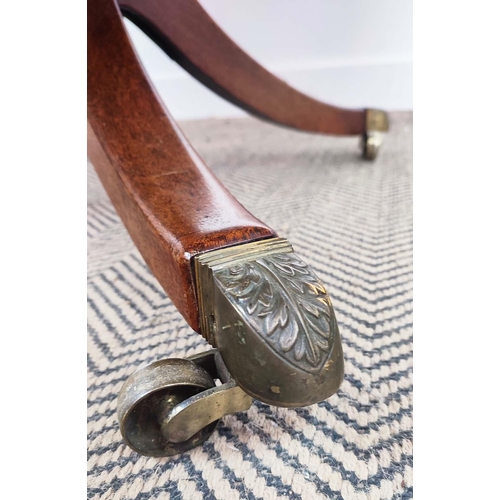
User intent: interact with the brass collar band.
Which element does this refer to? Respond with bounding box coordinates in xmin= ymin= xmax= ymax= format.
xmin=195 ymin=237 xmax=293 ymax=345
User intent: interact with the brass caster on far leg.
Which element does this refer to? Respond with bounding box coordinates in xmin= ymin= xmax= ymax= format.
xmin=361 ymin=109 xmax=389 ymax=161
xmin=361 ymin=131 xmax=384 ymax=160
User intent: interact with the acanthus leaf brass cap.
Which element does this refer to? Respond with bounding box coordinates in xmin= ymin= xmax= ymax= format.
xmin=195 ymin=238 xmax=344 ymax=407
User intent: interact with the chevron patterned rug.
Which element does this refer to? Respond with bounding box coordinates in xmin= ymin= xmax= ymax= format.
xmin=87 ymin=112 xmax=413 ymax=500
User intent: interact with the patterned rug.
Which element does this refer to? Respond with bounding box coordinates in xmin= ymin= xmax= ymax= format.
xmin=87 ymin=112 xmax=413 ymax=499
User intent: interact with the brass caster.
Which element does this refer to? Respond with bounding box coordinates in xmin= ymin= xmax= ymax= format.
xmin=118 ymin=237 xmax=344 ymax=456
xmin=361 ymin=109 xmax=389 ymax=161
xmin=361 ymin=131 xmax=384 ymax=160
xmin=117 ymin=351 xmax=252 ymax=457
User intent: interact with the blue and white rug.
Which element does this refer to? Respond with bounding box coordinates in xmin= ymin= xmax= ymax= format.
xmin=87 ymin=112 xmax=413 ymax=499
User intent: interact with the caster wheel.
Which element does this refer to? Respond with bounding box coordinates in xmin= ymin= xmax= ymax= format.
xmin=361 ymin=131 xmax=383 ymax=160
xmin=361 ymin=110 xmax=388 ymax=160
xmin=117 ymin=358 xmax=219 ymax=457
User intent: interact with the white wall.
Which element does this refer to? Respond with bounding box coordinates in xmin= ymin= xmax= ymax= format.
xmin=125 ymin=0 xmax=412 ymax=120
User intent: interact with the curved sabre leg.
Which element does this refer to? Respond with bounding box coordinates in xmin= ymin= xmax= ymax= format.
xmin=118 ymin=0 xmax=389 ymax=159
xmin=89 ymin=0 xmax=344 ymax=457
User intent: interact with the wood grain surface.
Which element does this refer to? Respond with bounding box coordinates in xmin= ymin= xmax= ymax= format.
xmin=88 ymin=0 xmax=276 ymax=332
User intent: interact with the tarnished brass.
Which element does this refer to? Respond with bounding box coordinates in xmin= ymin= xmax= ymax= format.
xmin=194 ymin=238 xmax=344 ymax=407
xmin=366 ymin=108 xmax=390 ymax=133
xmin=117 ymin=350 xmax=252 ymax=456
xmin=362 ymin=108 xmax=390 ymax=160
xmin=163 ymin=380 xmax=252 ymax=443
xmin=118 ymin=238 xmax=345 ymax=456
xmin=362 ymin=131 xmax=384 ymax=160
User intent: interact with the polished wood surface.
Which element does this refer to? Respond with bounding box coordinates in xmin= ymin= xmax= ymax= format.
xmin=119 ymin=0 xmax=367 ymax=136
xmin=88 ymin=0 xmax=277 ymax=332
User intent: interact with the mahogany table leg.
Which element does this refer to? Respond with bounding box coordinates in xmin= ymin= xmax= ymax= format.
xmin=89 ymin=0 xmax=343 ymax=457
xmin=119 ymin=0 xmax=389 ymax=158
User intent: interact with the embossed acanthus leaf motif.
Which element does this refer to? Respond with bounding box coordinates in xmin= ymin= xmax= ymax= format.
xmin=215 ymin=253 xmax=335 ymax=371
